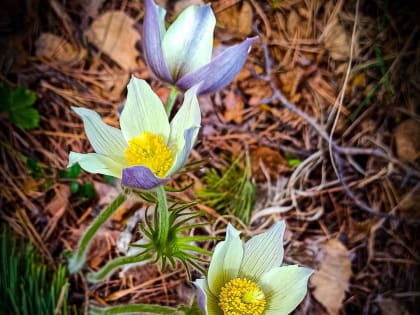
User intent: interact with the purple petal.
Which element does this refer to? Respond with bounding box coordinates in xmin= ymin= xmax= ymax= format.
xmin=143 ymin=0 xmax=172 ymax=83
xmin=162 ymin=4 xmax=215 ymax=80
xmin=194 ymin=280 xmax=208 ymax=315
xmin=121 ymin=165 xmax=168 ymax=190
xmin=176 ymin=37 xmax=257 ymax=95
xmin=168 ymin=126 xmax=199 ymax=175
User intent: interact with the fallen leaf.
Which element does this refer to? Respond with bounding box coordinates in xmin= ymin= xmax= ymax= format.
xmin=94 ymin=181 xmax=119 ymax=210
xmin=174 ymin=0 xmax=205 ymax=15
xmin=311 ymin=239 xmax=352 ymax=315
xmin=223 ymin=91 xmax=244 ymax=124
xmin=287 ymin=9 xmax=301 ymax=35
xmin=45 ymin=184 xmax=71 ymax=215
xmin=251 ymin=146 xmax=289 ymax=181
xmin=393 ymin=119 xmax=420 ymax=162
xmin=35 ymin=33 xmax=85 ymax=64
xmin=241 ymin=77 xmax=272 ymax=106
xmin=77 ymin=0 xmax=106 ymax=18
xmin=85 ymin=11 xmax=140 ymax=71
xmin=215 ymin=2 xmax=253 ymax=40
xmin=320 ymin=18 xmax=359 ymax=61
xmin=398 ymin=184 xmax=420 ymax=218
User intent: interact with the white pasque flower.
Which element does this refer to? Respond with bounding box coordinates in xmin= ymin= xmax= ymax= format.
xmin=68 ymin=76 xmax=200 ymax=190
xmin=194 ymin=221 xmax=312 ymax=315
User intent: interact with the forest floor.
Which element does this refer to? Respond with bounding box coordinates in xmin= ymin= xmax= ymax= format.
xmin=0 ymin=0 xmax=419 ymax=314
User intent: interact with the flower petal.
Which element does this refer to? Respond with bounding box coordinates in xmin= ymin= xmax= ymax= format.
xmin=194 ymin=278 xmax=222 ymax=315
xmin=68 ymin=152 xmax=123 ymax=178
xmin=176 ymin=37 xmax=257 ymax=94
xmin=259 ymin=265 xmax=313 ymax=315
xmin=238 ymin=220 xmax=285 ymax=281
xmin=143 ymin=0 xmax=172 ymax=82
xmin=207 ymin=224 xmax=243 ymax=296
xmin=167 ymin=126 xmax=198 ymax=176
xmin=162 ymin=4 xmax=215 ymax=80
xmin=167 ymin=86 xmax=201 ymax=174
xmin=121 ymin=165 xmax=168 ymax=190
xmin=120 ymin=77 xmax=170 ymax=141
xmin=72 ymin=107 xmax=127 ymax=164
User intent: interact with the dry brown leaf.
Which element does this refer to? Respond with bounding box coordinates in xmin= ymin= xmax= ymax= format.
xmin=45 ymin=184 xmax=71 ymax=215
xmin=35 ymin=33 xmax=85 ymax=64
xmin=311 ymin=239 xmax=352 ymax=315
xmin=216 ymin=1 xmax=253 ymax=40
xmin=320 ymin=18 xmax=358 ymax=61
xmin=398 ymin=184 xmax=420 ymax=218
xmin=174 ymin=0 xmax=205 ymax=15
xmin=223 ymin=91 xmax=244 ymax=124
xmin=287 ymin=9 xmax=301 ymax=35
xmin=85 ymin=11 xmax=140 ymax=71
xmin=251 ymin=146 xmax=289 ymax=181
xmin=94 ymin=181 xmax=119 ymax=211
xmin=393 ymin=119 xmax=420 ymax=162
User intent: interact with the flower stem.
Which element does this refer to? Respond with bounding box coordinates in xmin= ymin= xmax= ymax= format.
xmin=165 ymin=86 xmax=178 ymax=116
xmin=86 ymin=251 xmax=151 ymax=283
xmin=68 ymin=193 xmax=126 ymax=274
xmin=89 ymin=303 xmax=175 ymax=315
xmin=156 ymin=185 xmax=169 ymax=247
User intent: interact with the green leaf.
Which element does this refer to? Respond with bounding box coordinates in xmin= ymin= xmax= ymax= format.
xmin=9 ymin=107 xmax=40 ymax=130
xmin=0 ymin=83 xmax=39 ymax=129
xmin=59 ymin=164 xmax=81 ymax=179
xmin=10 ymin=86 xmax=37 ymax=109
xmin=79 ymin=183 xmax=96 ymax=199
xmin=287 ymin=158 xmax=302 ymax=167
xmin=70 ymin=181 xmax=79 ymax=193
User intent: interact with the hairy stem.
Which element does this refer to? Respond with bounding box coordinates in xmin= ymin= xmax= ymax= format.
xmin=156 ymin=185 xmax=169 ymax=247
xmin=68 ymin=193 xmax=126 ymax=274
xmin=89 ymin=303 xmax=175 ymax=315
xmin=86 ymin=251 xmax=151 ymax=283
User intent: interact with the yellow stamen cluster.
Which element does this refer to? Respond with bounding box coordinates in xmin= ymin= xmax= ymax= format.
xmin=125 ymin=131 xmax=174 ymax=178
xmin=218 ymin=278 xmax=266 ymax=315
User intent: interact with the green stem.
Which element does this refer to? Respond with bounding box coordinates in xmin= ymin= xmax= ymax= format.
xmin=156 ymin=185 xmax=169 ymax=247
xmin=89 ymin=303 xmax=176 ymax=315
xmin=68 ymin=193 xmax=126 ymax=274
xmin=165 ymin=86 xmax=178 ymax=116
xmin=86 ymin=251 xmax=151 ymax=283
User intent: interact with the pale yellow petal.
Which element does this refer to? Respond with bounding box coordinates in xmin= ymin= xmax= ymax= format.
xmin=259 ymin=265 xmax=313 ymax=315
xmin=207 ymin=224 xmax=243 ymax=296
xmin=239 ymin=221 xmax=285 ymax=281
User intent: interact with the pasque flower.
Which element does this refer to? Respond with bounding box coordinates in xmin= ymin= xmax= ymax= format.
xmin=194 ymin=221 xmax=312 ymax=315
xmin=143 ymin=0 xmax=257 ymax=95
xmin=68 ymin=76 xmax=200 ymax=190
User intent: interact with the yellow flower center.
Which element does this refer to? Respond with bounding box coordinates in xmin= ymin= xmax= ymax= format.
xmin=124 ymin=131 xmax=174 ymax=178
xmin=218 ymin=278 xmax=266 ymax=315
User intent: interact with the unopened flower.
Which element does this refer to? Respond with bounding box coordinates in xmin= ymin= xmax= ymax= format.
xmin=68 ymin=76 xmax=200 ymax=190
xmin=143 ymin=0 xmax=257 ymax=95
xmin=195 ymin=221 xmax=312 ymax=315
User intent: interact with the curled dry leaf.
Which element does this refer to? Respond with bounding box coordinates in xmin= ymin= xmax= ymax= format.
xmin=311 ymin=239 xmax=352 ymax=315
xmin=320 ymin=18 xmax=359 ymax=61
xmin=85 ymin=11 xmax=140 ymax=71
xmin=393 ymin=119 xmax=420 ymax=162
xmin=215 ymin=1 xmax=253 ymax=40
xmin=35 ymin=33 xmax=86 ymax=64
